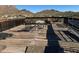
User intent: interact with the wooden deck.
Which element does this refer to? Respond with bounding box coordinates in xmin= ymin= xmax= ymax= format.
xmin=0 ymin=24 xmax=79 ymax=53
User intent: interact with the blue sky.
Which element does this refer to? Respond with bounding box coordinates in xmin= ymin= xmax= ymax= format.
xmin=16 ymin=5 xmax=79 ymax=13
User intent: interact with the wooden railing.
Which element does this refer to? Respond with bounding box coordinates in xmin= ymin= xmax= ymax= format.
xmin=0 ymin=18 xmax=25 ymax=31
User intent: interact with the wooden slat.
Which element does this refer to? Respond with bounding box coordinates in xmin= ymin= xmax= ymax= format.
xmin=26 ymin=46 xmax=45 ymax=53
xmin=54 ymin=31 xmax=66 ymax=41
xmin=0 ymin=39 xmax=79 ymax=48
xmin=1 ymin=46 xmax=26 ymax=53
xmin=59 ymin=31 xmax=72 ymax=42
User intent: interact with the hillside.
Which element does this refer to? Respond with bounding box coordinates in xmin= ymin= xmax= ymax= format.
xmin=0 ymin=5 xmax=17 ymax=15
xmin=17 ymin=9 xmax=33 ymax=17
xmin=0 ymin=5 xmax=79 ymax=18
xmin=34 ymin=9 xmax=63 ymax=17
xmin=0 ymin=5 xmax=33 ymax=17
xmin=34 ymin=9 xmax=79 ymax=18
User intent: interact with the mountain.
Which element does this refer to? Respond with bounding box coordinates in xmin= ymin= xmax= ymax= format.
xmin=0 ymin=5 xmax=79 ymax=18
xmin=34 ymin=9 xmax=63 ymax=17
xmin=0 ymin=5 xmax=33 ymax=17
xmin=62 ymin=11 xmax=79 ymax=18
xmin=34 ymin=9 xmax=79 ymax=18
xmin=17 ymin=9 xmax=33 ymax=17
xmin=0 ymin=5 xmax=17 ymax=15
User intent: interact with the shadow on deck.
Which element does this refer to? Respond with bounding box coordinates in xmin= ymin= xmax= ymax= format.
xmin=0 ymin=32 xmax=13 ymax=40
xmin=63 ymin=31 xmax=79 ymax=42
xmin=44 ymin=23 xmax=64 ymax=53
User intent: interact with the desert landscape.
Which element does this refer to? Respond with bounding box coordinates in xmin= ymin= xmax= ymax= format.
xmin=0 ymin=5 xmax=79 ymax=53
